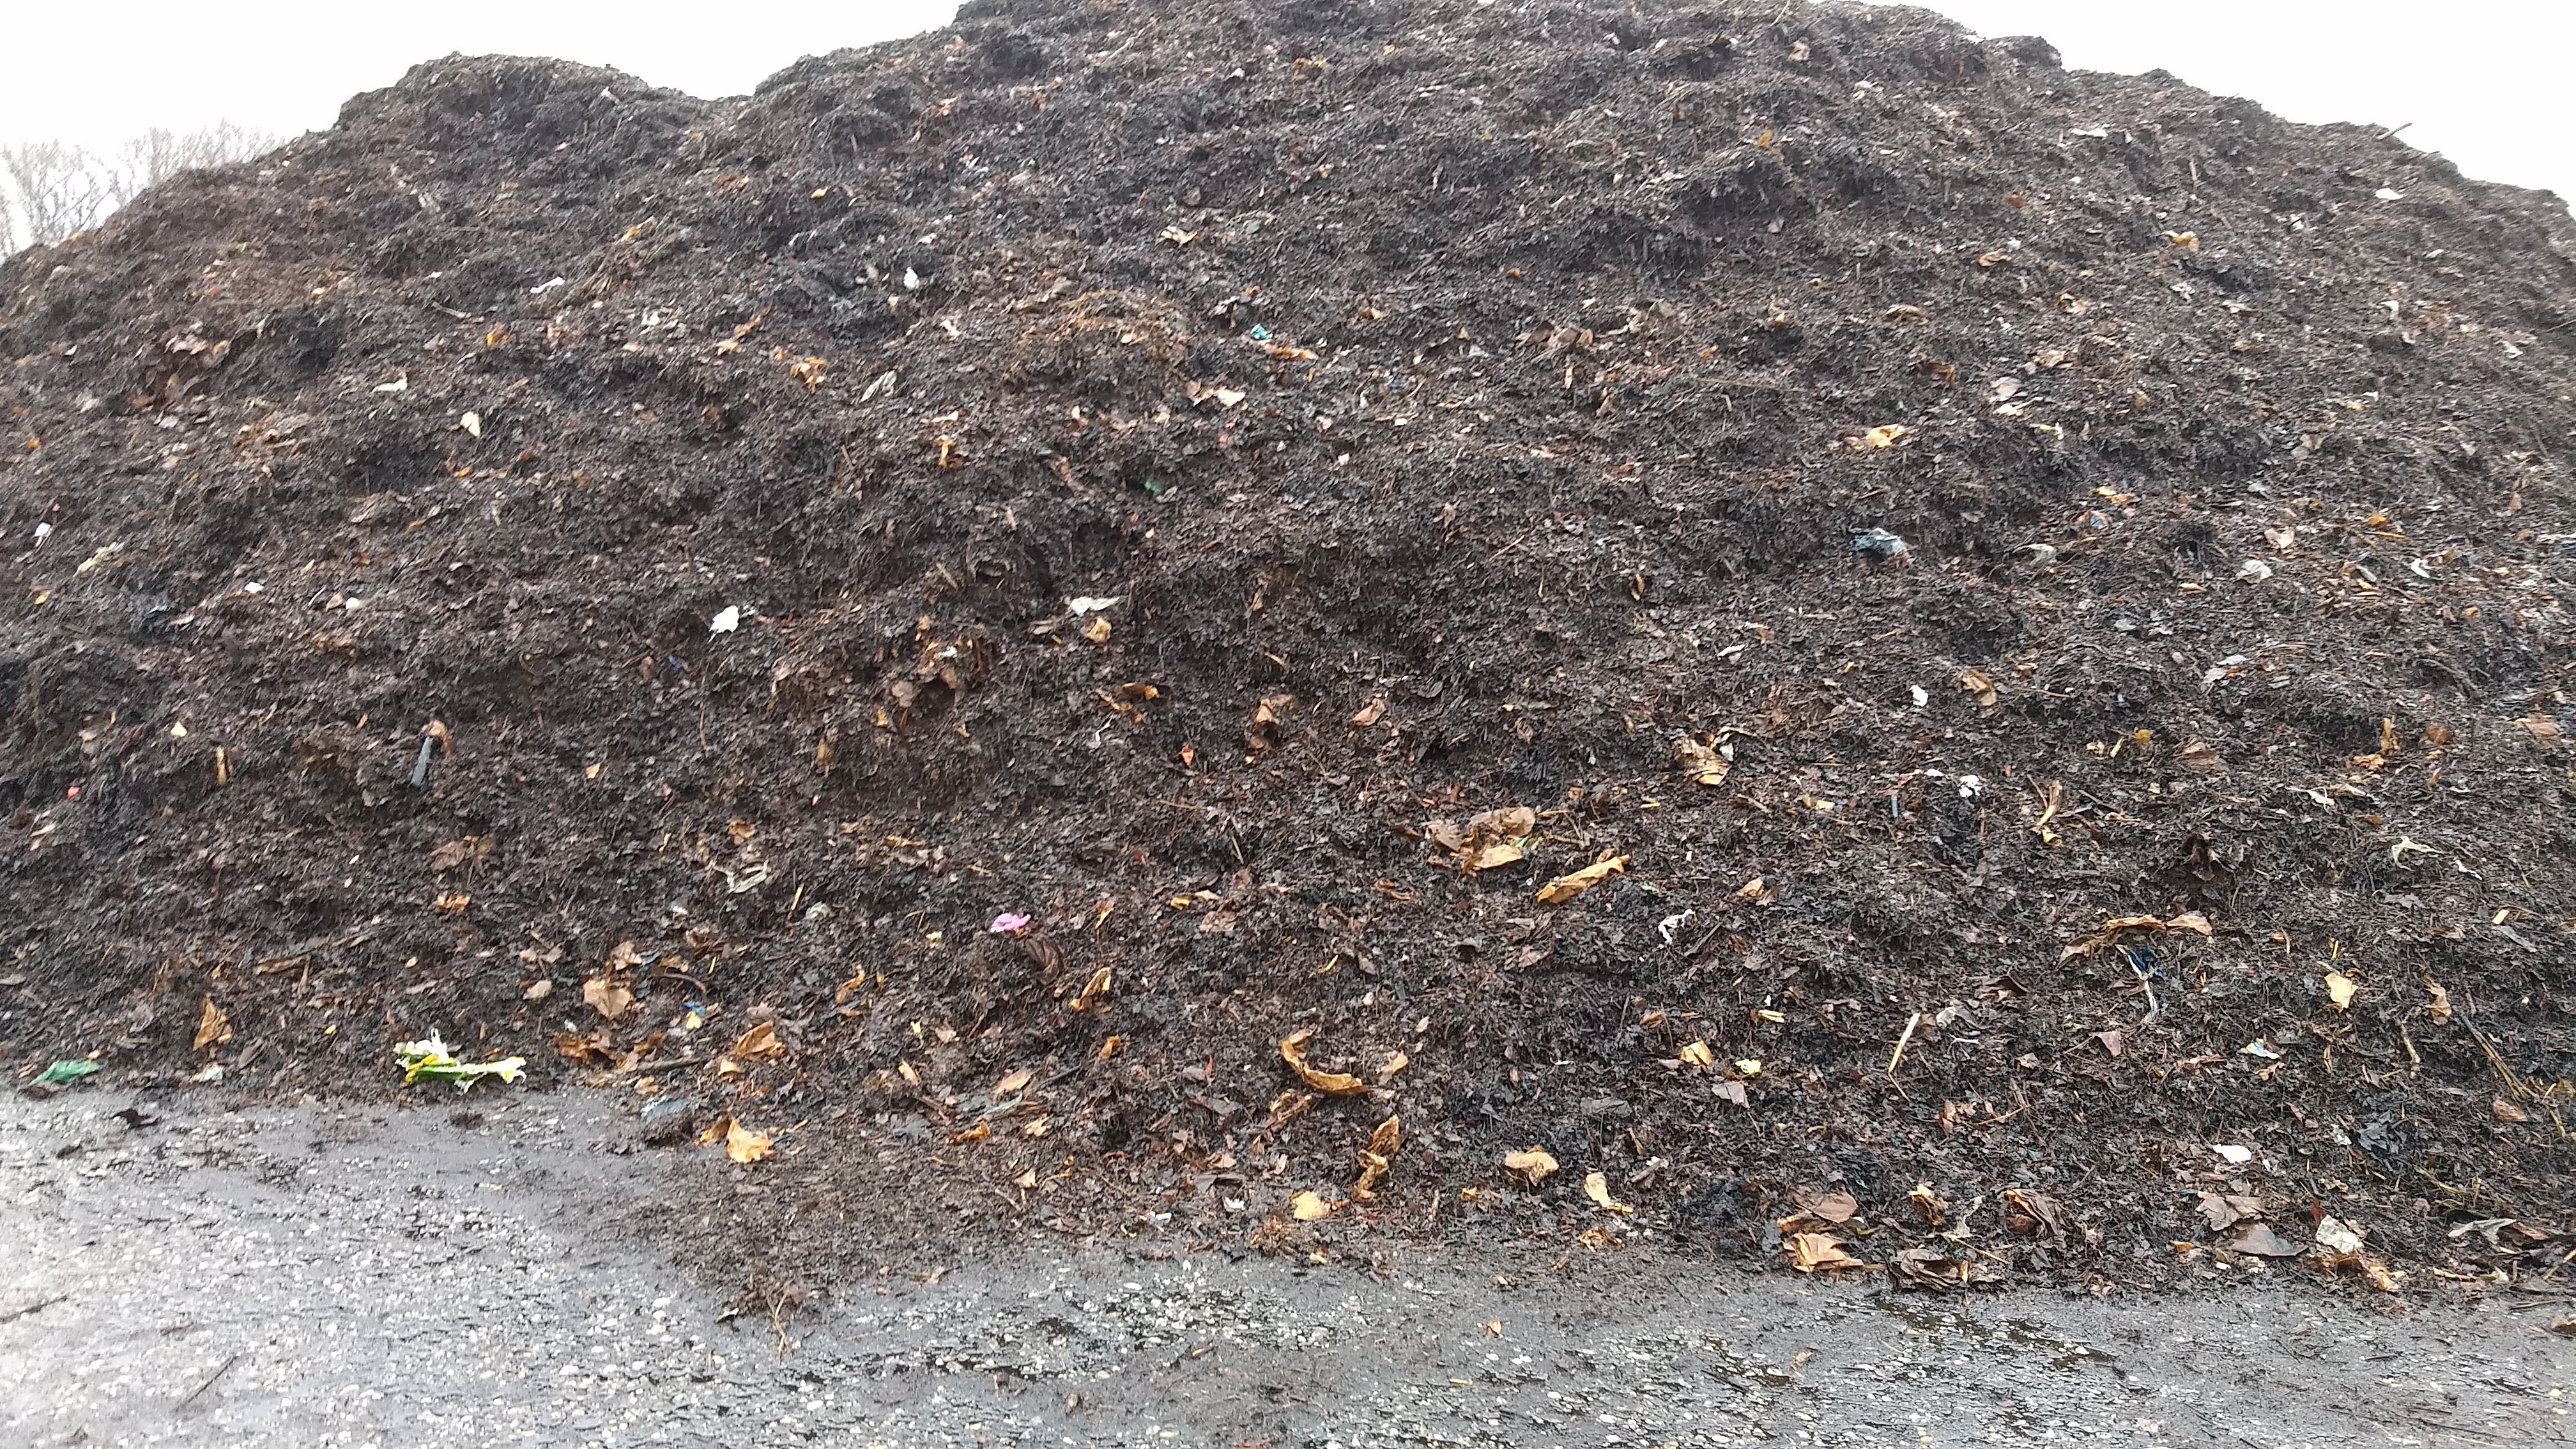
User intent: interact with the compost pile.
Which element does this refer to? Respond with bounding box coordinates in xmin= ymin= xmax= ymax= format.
xmin=4 ymin=0 xmax=2573 ymax=1291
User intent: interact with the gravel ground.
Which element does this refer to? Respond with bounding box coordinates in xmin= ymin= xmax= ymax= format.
xmin=2 ymin=1088 xmax=2569 ymax=1448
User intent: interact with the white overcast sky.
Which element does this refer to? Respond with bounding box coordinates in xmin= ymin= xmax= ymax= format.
xmin=0 ymin=0 xmax=2568 ymax=207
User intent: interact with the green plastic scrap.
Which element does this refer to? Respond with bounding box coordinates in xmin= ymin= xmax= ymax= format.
xmin=394 ymin=1036 xmax=526 ymax=1092
xmin=33 ymin=1059 xmax=101 ymax=1086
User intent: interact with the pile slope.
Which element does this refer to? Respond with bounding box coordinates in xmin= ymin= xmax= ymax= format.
xmin=3 ymin=0 xmax=2572 ymax=1287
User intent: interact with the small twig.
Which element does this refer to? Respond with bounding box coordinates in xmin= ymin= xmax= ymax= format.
xmin=178 ymin=1353 xmax=240 ymax=1409
xmin=0 ymin=1293 xmax=68 ymax=1324
xmin=1887 ymin=1012 xmax=1922 ymax=1081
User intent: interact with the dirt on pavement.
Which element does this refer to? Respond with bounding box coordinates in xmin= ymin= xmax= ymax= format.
xmin=4 ymin=1089 xmax=2572 ymax=1447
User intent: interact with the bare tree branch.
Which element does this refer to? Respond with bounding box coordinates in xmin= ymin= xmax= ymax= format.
xmin=2 ymin=123 xmax=274 ymax=253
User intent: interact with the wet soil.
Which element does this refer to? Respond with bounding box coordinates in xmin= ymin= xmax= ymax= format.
xmin=2 ymin=0 xmax=2573 ymax=1298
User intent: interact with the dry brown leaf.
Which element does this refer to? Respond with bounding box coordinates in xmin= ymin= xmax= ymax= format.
xmin=1353 ymin=1116 xmax=1402 ymax=1199
xmin=433 ymin=891 xmax=472 ymax=916
xmin=993 ymin=1067 xmax=1035 ymax=1098
xmin=1278 ymin=1029 xmax=1370 ymax=1096
xmin=1908 ymin=1182 xmax=1949 ymax=1229
xmin=552 ymin=1029 xmax=615 ymax=1065
xmin=1781 ymin=1188 xmax=1859 ymax=1233
xmin=1583 ymin=1170 xmax=1632 ymax=1215
xmin=1955 ymin=668 xmax=1998 ymax=708
xmin=1673 ymin=735 xmax=1729 ymax=786
xmin=2425 ymin=977 xmax=2454 ymax=1024
xmin=1245 ymin=694 xmax=1297 ymax=755
xmin=732 ymin=1020 xmax=786 ymax=1060
xmin=2002 ymin=1187 xmax=2067 ymax=1238
xmin=1377 ymin=1048 xmax=1409 ymax=1082
xmin=1890 ymin=1246 xmax=1989 ymax=1291
xmin=1677 ymin=1039 xmax=1716 ymax=1071
xmin=2494 ymin=1097 xmax=2533 ymax=1124
xmin=724 ymin=1120 xmax=773 ymax=1164
xmin=1349 ymin=698 xmax=1386 ymax=728
xmin=2215 ymin=1223 xmax=2292 ymax=1257
xmin=1536 ymin=855 xmax=1627 ymax=906
xmin=1804 ymin=1190 xmax=1859 ymax=1223
xmin=2518 ymin=715 xmax=2563 ymax=747
xmin=1503 ymin=1147 xmax=1560 ymax=1186
xmin=2325 ymin=971 xmax=2358 ymax=1011
xmin=1786 ymin=1232 xmax=1868 ymax=1271
xmin=583 ymin=973 xmax=634 ymax=1021
xmin=2195 ymin=1191 xmax=2263 ymax=1232
xmin=2061 ymin=912 xmax=2205 ymax=961
xmin=1290 ymin=1190 xmax=1335 ymax=1222
xmin=192 ymin=996 xmax=231 ymax=1052
xmin=1467 ymin=841 xmax=1526 ymax=873
xmin=1014 ymin=1167 xmax=1039 ymax=1190
xmin=1069 ymin=965 xmax=1113 ymax=1012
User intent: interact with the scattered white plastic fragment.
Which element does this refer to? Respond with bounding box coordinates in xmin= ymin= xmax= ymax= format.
xmin=1066 ymin=595 xmax=1122 ymax=616
xmin=2212 ymin=1144 xmax=2254 ymax=1165
xmin=710 ymin=605 xmax=742 ymax=634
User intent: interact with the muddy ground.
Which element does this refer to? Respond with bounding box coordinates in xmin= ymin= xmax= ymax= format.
xmin=1 ymin=0 xmax=2572 ymax=1300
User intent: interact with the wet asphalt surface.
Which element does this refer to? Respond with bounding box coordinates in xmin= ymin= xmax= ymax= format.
xmin=2 ymin=1089 xmax=2570 ymax=1447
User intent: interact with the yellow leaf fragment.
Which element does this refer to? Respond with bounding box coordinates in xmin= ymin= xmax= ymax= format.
xmin=2325 ymin=971 xmax=2358 ymax=1011
xmin=1537 ymin=855 xmax=1627 ymax=906
xmin=193 ymin=996 xmax=231 ymax=1052
xmin=1069 ymin=966 xmax=1113 ymax=1012
xmin=1583 ymin=1170 xmax=1632 ymax=1215
xmin=1353 ymin=1116 xmax=1402 ymax=1199
xmin=1787 ymin=1231 xmax=1868 ymax=1271
xmin=723 ymin=1120 xmax=773 ymax=1164
xmin=1290 ymin=1190 xmax=1335 ymax=1221
xmin=1673 ymin=735 xmax=1729 ymax=786
xmin=1503 ymin=1147 xmax=1560 ymax=1186
xmin=582 ymin=972 xmax=634 ymax=1021
xmin=1279 ymin=1029 xmax=1370 ymax=1095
